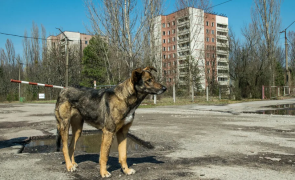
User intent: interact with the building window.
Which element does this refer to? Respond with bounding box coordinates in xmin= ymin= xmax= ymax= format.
xmin=164 ymin=63 xmax=166 ymax=67
xmin=169 ymin=78 xmax=172 ymax=82
xmin=206 ymin=29 xmax=209 ymax=34
xmin=212 ymin=38 xmax=215 ymax=42
xmin=173 ymin=37 xmax=175 ymax=41
xmin=206 ymin=37 xmax=209 ymax=42
xmin=163 ymin=39 xmax=165 ymax=43
xmin=164 ymin=70 xmax=166 ymax=75
xmin=212 ymin=53 xmax=215 ymax=58
xmin=85 ymin=41 xmax=88 ymax=44
xmin=172 ymin=29 xmax=175 ymax=34
xmin=168 ymin=54 xmax=170 ymax=59
xmin=168 ymin=62 xmax=171 ymax=66
xmin=163 ymin=47 xmax=165 ymax=51
xmin=163 ymin=31 xmax=165 ymax=35
xmin=168 ymin=70 xmax=171 ymax=74
xmin=207 ymin=53 xmax=210 ymax=58
xmin=173 ymin=45 xmax=175 ymax=50
xmin=168 ymin=31 xmax=170 ymax=35
xmin=206 ymin=21 xmax=209 ymax=26
xmin=212 ymin=22 xmax=214 ymax=27
xmin=211 ymin=30 xmax=214 ymax=35
xmin=207 ymin=61 xmax=209 ymax=65
xmin=208 ymin=69 xmax=210 ymax=74
xmin=173 ymin=53 xmax=175 ymax=58
xmin=172 ymin=21 xmax=175 ymax=25
xmin=163 ymin=55 xmax=166 ymax=59
xmin=162 ymin=23 xmax=165 ymax=28
xmin=207 ymin=45 xmax=209 ymax=50
xmin=167 ymin=23 xmax=170 ymax=27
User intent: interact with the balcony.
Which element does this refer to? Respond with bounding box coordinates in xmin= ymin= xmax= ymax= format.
xmin=217 ymin=33 xmax=228 ymax=40
xmin=217 ymin=66 xmax=229 ymax=71
xmin=178 ymin=55 xmax=187 ymax=61
xmin=217 ymin=27 xmax=228 ymax=32
xmin=217 ymin=41 xmax=228 ymax=47
xmin=177 ymin=46 xmax=190 ymax=52
xmin=217 ymin=49 xmax=228 ymax=55
xmin=178 ymin=37 xmax=189 ymax=43
xmin=218 ymin=81 xmax=229 ymax=86
xmin=179 ymin=72 xmax=187 ymax=76
xmin=178 ymin=21 xmax=190 ymax=28
xmin=218 ymin=72 xmax=229 ymax=77
xmin=178 ymin=29 xmax=189 ymax=35
xmin=217 ymin=57 xmax=228 ymax=62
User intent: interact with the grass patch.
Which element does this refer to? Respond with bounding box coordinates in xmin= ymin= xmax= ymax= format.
xmin=139 ymin=96 xmax=262 ymax=108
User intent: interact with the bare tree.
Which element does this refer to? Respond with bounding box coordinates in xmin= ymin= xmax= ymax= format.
xmin=252 ymin=0 xmax=282 ymax=86
xmin=85 ymin=0 xmax=164 ymax=80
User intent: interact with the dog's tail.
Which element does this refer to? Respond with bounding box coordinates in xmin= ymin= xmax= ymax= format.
xmin=56 ymin=128 xmax=62 ymax=152
xmin=55 ymin=95 xmax=62 ymax=152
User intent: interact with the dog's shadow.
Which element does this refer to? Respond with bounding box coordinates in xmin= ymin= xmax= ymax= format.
xmin=74 ymin=154 xmax=164 ymax=172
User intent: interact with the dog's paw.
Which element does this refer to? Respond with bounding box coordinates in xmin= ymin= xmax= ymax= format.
xmin=73 ymin=162 xmax=78 ymax=168
xmin=124 ymin=168 xmax=136 ymax=175
xmin=101 ymin=171 xmax=111 ymax=178
xmin=66 ymin=164 xmax=76 ymax=172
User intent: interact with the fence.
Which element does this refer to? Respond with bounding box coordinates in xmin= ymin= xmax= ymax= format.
xmin=262 ymin=85 xmax=295 ymax=100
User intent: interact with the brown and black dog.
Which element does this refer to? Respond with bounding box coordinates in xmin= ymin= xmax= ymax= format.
xmin=55 ymin=66 xmax=166 ymax=177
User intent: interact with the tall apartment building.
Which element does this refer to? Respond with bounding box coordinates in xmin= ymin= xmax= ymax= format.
xmin=153 ymin=7 xmax=229 ymax=90
xmin=47 ymin=31 xmax=93 ymax=54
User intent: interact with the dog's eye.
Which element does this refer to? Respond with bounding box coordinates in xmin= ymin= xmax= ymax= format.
xmin=147 ymin=79 xmax=152 ymax=83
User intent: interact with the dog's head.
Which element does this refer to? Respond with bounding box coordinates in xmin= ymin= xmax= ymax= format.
xmin=131 ymin=66 xmax=167 ymax=95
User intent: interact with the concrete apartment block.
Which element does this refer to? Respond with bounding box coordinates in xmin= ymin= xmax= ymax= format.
xmin=154 ymin=7 xmax=229 ymax=90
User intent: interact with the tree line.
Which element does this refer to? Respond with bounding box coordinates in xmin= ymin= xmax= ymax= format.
xmin=0 ymin=0 xmax=294 ymax=101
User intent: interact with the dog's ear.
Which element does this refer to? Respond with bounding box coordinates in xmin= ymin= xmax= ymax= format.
xmin=131 ymin=68 xmax=143 ymax=83
xmin=143 ymin=66 xmax=157 ymax=73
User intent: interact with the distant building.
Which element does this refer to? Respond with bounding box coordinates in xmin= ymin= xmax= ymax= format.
xmin=153 ymin=7 xmax=230 ymax=89
xmin=47 ymin=31 xmax=93 ymax=55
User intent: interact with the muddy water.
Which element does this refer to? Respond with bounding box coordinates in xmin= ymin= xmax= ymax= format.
xmin=23 ymin=133 xmax=148 ymax=153
xmin=249 ymin=104 xmax=295 ymax=115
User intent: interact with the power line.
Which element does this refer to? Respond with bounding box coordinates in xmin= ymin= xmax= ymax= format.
xmin=205 ymin=0 xmax=233 ymax=11
xmin=0 ymin=32 xmax=90 ymax=43
xmin=283 ymin=21 xmax=295 ymax=31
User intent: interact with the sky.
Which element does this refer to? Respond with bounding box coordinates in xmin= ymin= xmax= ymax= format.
xmin=0 ymin=0 xmax=295 ymax=58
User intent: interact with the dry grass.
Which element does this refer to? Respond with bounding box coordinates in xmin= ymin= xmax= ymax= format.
xmin=139 ymin=96 xmax=262 ymax=108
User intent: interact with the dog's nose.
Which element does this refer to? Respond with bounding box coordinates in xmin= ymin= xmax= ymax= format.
xmin=162 ymin=86 xmax=167 ymax=91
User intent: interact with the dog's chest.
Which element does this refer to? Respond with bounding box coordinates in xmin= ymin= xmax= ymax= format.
xmin=124 ymin=107 xmax=136 ymax=125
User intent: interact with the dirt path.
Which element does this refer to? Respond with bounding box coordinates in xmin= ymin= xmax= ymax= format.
xmin=0 ymin=99 xmax=295 ymax=179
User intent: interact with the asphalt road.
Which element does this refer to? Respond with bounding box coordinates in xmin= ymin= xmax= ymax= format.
xmin=0 ymin=99 xmax=295 ymax=180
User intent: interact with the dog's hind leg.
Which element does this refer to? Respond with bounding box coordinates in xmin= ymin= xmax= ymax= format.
xmin=69 ymin=112 xmax=83 ymax=168
xmin=99 ymin=128 xmax=114 ymax=178
xmin=57 ymin=102 xmax=76 ymax=172
xmin=116 ymin=123 xmax=136 ymax=175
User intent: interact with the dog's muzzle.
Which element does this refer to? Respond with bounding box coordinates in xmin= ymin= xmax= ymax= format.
xmin=157 ymin=86 xmax=167 ymax=95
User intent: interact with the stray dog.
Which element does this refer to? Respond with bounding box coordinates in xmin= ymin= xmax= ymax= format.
xmin=55 ymin=66 xmax=166 ymax=177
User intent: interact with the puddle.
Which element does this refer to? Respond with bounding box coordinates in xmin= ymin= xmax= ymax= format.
xmin=245 ymin=104 xmax=295 ymax=115
xmin=22 ymin=131 xmax=152 ymax=153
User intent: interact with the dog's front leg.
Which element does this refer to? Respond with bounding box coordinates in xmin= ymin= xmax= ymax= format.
xmin=116 ymin=123 xmax=136 ymax=175
xmin=99 ymin=128 xmax=114 ymax=178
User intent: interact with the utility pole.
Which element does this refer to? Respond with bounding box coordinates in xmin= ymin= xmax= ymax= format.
xmin=280 ymin=30 xmax=290 ymax=87
xmin=56 ymin=28 xmax=71 ymax=88
xmin=280 ymin=21 xmax=295 ymax=87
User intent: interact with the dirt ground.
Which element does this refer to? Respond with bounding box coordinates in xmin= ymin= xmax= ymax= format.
xmin=1 ymin=99 xmax=295 ymax=180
